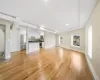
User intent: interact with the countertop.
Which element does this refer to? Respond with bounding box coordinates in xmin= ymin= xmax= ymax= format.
xmin=28 ymin=40 xmax=44 ymax=43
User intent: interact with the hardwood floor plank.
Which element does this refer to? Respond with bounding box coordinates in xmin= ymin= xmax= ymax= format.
xmin=0 ymin=47 xmax=93 ymax=80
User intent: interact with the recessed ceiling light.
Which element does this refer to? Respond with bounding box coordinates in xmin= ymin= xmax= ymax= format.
xmin=66 ymin=24 xmax=69 ymax=26
xmin=40 ymin=27 xmax=44 ymax=30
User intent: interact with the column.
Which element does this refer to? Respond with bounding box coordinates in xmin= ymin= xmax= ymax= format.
xmin=4 ymin=23 xmax=11 ymax=59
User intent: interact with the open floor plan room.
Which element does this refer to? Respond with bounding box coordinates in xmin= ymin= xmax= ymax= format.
xmin=0 ymin=0 xmax=100 ymax=80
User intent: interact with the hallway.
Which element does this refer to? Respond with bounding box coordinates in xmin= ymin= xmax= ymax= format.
xmin=0 ymin=47 xmax=93 ymax=80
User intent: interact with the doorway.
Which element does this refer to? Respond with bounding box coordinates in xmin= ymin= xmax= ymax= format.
xmin=88 ymin=26 xmax=92 ymax=59
xmin=0 ymin=24 xmax=5 ymax=61
xmin=20 ymin=26 xmax=26 ymax=52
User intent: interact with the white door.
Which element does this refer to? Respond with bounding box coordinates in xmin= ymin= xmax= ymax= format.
xmin=88 ymin=26 xmax=92 ymax=58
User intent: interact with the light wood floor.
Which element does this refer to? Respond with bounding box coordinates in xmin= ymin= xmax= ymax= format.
xmin=0 ymin=47 xmax=93 ymax=80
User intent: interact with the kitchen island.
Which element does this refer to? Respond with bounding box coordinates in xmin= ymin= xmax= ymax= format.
xmin=28 ymin=41 xmax=40 ymax=53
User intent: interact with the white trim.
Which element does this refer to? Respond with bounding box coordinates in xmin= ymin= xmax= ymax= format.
xmin=85 ymin=55 xmax=99 ymax=80
xmin=44 ymin=46 xmax=55 ymax=49
xmin=58 ymin=45 xmax=85 ymax=53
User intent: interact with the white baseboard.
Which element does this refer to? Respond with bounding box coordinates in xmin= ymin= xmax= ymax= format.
xmin=58 ymin=45 xmax=85 ymax=53
xmin=85 ymin=55 xmax=99 ymax=80
xmin=44 ymin=46 xmax=55 ymax=49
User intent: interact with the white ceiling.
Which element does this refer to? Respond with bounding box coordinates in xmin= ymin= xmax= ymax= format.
xmin=0 ymin=0 xmax=98 ymax=32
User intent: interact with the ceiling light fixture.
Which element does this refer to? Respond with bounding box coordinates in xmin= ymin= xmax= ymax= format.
xmin=40 ymin=27 xmax=45 ymax=30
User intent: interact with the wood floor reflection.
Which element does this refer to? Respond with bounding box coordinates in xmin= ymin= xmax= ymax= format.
xmin=0 ymin=47 xmax=93 ymax=80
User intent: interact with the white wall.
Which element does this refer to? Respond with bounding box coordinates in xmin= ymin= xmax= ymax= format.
xmin=44 ymin=32 xmax=56 ymax=48
xmin=10 ymin=28 xmax=20 ymax=52
xmin=85 ymin=0 xmax=100 ymax=79
xmin=20 ymin=27 xmax=26 ymax=35
xmin=10 ymin=20 xmax=20 ymax=52
xmin=28 ymin=28 xmax=40 ymax=39
xmin=0 ymin=26 xmax=4 ymax=53
xmin=57 ymin=28 xmax=85 ymax=52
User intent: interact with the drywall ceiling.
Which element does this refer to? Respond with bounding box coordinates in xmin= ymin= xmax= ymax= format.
xmin=0 ymin=0 xmax=98 ymax=33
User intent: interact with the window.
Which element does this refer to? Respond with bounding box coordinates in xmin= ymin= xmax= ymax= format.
xmin=88 ymin=26 xmax=92 ymax=59
xmin=59 ymin=36 xmax=63 ymax=44
xmin=71 ymin=35 xmax=80 ymax=47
